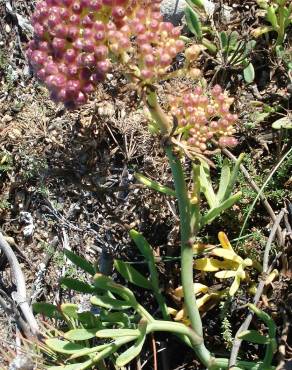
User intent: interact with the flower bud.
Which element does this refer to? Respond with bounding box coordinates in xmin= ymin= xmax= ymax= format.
xmin=218 ymin=137 xmax=238 ymax=148
xmin=185 ymin=44 xmax=203 ymax=61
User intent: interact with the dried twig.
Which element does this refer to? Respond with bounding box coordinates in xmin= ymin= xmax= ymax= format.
xmin=0 ymin=232 xmax=39 ymax=336
xmin=0 ymin=290 xmax=31 ymax=337
xmin=228 ymin=209 xmax=286 ymax=369
xmin=151 ymin=333 xmax=158 ymax=370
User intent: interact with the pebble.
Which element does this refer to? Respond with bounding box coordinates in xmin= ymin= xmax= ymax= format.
xmin=161 ymin=0 xmax=185 ymax=24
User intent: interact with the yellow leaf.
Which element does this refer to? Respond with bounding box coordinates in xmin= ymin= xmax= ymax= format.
xmin=229 ymin=275 xmax=241 ymax=296
xmin=192 ymin=243 xmax=214 ymax=255
xmin=174 ymin=308 xmax=188 ymax=323
xmin=197 ymin=293 xmax=212 ymax=308
xmin=194 ymin=257 xmax=238 ymax=271
xmin=197 ymin=292 xmax=222 ymax=310
xmin=193 ymin=283 xmax=209 ymax=295
xmin=236 ymin=268 xmax=246 ymax=279
xmin=218 ymin=232 xmax=234 ymax=252
xmin=243 ymin=258 xmax=253 ymax=267
xmin=215 ymin=270 xmax=237 ymax=279
xmin=212 ymin=248 xmax=243 ymax=263
xmin=174 ymin=283 xmax=209 ymax=298
xmin=174 ymin=309 xmax=184 ymax=321
xmin=167 ymin=307 xmax=178 ymax=316
xmin=265 ymin=269 xmax=279 ymax=285
xmin=194 ymin=258 xmax=220 ymax=271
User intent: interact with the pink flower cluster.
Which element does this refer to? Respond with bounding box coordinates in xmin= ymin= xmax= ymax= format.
xmin=27 ymin=0 xmax=184 ymax=108
xmin=169 ymin=85 xmax=238 ymax=152
xmin=125 ymin=9 xmax=184 ymax=81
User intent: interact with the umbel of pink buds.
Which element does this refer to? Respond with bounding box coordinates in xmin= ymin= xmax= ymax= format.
xmin=27 ymin=0 xmax=184 ymax=109
xmin=169 ymin=85 xmax=238 ymax=152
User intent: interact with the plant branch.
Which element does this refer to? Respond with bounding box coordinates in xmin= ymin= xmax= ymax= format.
xmin=0 ymin=290 xmax=31 ymax=337
xmin=147 ymin=320 xmax=202 ymax=347
xmin=146 ymin=88 xmax=172 ymax=135
xmin=146 ymin=87 xmax=213 ymax=366
xmin=165 ymin=146 xmax=213 ymax=367
xmin=0 ymin=232 xmax=39 ymax=336
xmin=228 ymin=209 xmax=285 ymax=368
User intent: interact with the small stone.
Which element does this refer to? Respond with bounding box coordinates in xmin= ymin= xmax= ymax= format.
xmin=161 ymin=0 xmax=185 ymax=24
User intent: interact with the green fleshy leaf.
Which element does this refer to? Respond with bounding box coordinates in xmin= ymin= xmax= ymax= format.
xmin=93 ymin=274 xmax=137 ymax=306
xmin=217 ymin=159 xmax=231 ymax=203
xmin=63 ymin=249 xmax=95 ymax=276
xmin=33 ymin=302 xmax=62 ymax=319
xmin=90 ymin=295 xmax=132 ymax=310
xmin=129 ymin=229 xmax=154 ymax=262
xmin=228 ymin=31 xmax=239 ymax=50
xmin=60 ymin=277 xmax=95 ymax=294
xmin=100 ymin=311 xmax=130 ymax=326
xmin=220 ymin=31 xmax=228 ymax=50
xmin=185 ymin=6 xmax=203 ymax=40
xmin=87 ymin=338 xmax=136 ymax=365
xmin=78 ymin=311 xmax=101 ymax=328
xmin=64 ymin=328 xmax=101 ymax=341
xmin=48 ymin=362 xmax=92 ymax=370
xmin=199 ymin=161 xmax=218 ymax=208
xmin=114 ymin=259 xmax=152 ymax=290
xmin=247 ymin=304 xmax=276 ymax=337
xmin=222 ymin=153 xmax=244 ymax=202
xmin=202 ymin=192 xmax=242 ymax=225
xmin=68 ymin=343 xmax=110 ymax=360
xmin=61 ymin=303 xmax=78 ymax=319
xmin=116 ymin=321 xmax=147 ymax=367
xmin=45 ymin=338 xmax=87 ymax=354
xmin=134 ymin=173 xmax=175 ymax=196
xmin=266 ymin=6 xmax=279 ymax=29
xmin=238 ymin=330 xmax=269 ymax=344
xmin=243 ymin=63 xmax=255 ymax=83
xmin=202 ymin=37 xmax=217 ymax=54
xmin=96 ymin=328 xmax=140 ymax=338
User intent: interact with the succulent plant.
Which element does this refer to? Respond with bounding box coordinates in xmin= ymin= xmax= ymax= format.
xmin=27 ymin=0 xmax=184 ymax=108
xmin=169 ymin=85 xmax=238 ymax=152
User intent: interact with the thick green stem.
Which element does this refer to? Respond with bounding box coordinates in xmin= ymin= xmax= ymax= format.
xmin=212 ymin=357 xmax=275 ymax=370
xmin=137 ymin=302 xmax=193 ymax=348
xmin=165 ymin=146 xmax=212 ymax=367
xmin=136 ymin=303 xmax=155 ymax=323
xmin=146 ymin=89 xmax=212 ymax=366
xmin=146 ymin=88 xmax=171 ymax=135
xmin=147 ymin=320 xmax=202 ymax=348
